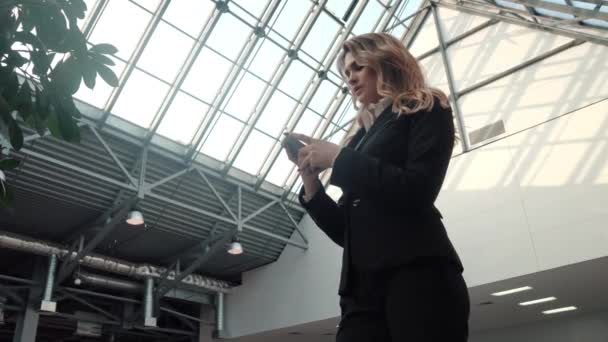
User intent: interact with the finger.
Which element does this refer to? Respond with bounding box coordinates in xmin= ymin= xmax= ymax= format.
xmin=289 ymin=133 xmax=313 ymax=144
xmin=299 ymin=153 xmax=313 ymax=171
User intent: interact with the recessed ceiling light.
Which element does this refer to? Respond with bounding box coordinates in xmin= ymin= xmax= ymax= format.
xmin=519 ymin=297 xmax=557 ymax=306
xmin=543 ymin=306 xmax=577 ymax=315
xmin=491 ymin=286 xmax=533 ymax=296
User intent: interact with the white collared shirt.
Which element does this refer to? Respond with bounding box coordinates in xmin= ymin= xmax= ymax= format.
xmin=357 ymin=97 xmax=393 ymax=131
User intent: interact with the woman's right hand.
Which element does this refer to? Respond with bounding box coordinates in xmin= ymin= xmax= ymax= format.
xmin=299 ymin=167 xmax=321 ymax=202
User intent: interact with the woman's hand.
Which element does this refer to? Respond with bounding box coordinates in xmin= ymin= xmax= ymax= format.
xmin=290 ymin=133 xmax=342 ymax=172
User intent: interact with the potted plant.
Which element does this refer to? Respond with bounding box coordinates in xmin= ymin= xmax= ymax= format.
xmin=0 ymin=0 xmax=119 ymax=207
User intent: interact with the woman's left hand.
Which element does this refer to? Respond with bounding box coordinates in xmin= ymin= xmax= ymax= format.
xmin=289 ymin=133 xmax=342 ymax=172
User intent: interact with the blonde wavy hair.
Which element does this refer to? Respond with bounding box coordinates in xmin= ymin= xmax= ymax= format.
xmin=336 ymin=32 xmax=450 ymax=137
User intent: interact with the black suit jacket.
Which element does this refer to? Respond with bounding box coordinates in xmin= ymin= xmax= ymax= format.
xmin=299 ymin=99 xmax=463 ymax=295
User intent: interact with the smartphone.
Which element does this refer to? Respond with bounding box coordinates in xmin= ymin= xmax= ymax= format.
xmin=282 ymin=135 xmax=305 ymax=160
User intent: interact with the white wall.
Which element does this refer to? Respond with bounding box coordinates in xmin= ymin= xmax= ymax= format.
xmin=470 ymin=310 xmax=608 ymax=342
xmin=223 ymin=214 xmax=342 ymax=338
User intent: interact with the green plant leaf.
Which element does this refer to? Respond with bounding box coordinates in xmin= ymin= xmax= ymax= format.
xmin=8 ymin=117 xmax=23 ymax=150
xmin=47 ymin=109 xmax=63 ymax=139
xmin=14 ymin=81 xmax=33 ymax=119
xmin=95 ymin=62 xmax=119 ymax=87
xmin=31 ymin=51 xmax=55 ymax=76
xmin=90 ymin=52 xmax=116 ymax=66
xmin=0 ymin=159 xmax=19 ymax=170
xmin=90 ymin=43 xmax=118 ymax=55
xmin=55 ymin=104 xmax=80 ymax=142
xmin=1 ymin=72 xmax=19 ymax=108
xmin=5 ymin=51 xmax=28 ymax=69
xmin=81 ymin=58 xmax=97 ymax=89
xmin=51 ymin=58 xmax=82 ymax=95
xmin=0 ymin=183 xmax=15 ymax=209
xmin=33 ymin=5 xmax=69 ymax=52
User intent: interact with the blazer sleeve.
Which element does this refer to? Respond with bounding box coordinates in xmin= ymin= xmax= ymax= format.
xmin=329 ymin=105 xmax=455 ymax=212
xmin=298 ymin=180 xmax=345 ymax=247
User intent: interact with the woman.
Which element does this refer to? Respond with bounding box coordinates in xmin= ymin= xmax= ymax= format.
xmin=285 ymin=33 xmax=469 ymax=341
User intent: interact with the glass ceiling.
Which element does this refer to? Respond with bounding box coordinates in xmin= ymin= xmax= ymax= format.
xmin=73 ymin=0 xmax=423 ymax=196
xmin=73 ymin=0 xmax=607 ymax=198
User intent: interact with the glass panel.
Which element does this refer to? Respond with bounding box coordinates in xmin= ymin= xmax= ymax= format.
xmin=200 ymin=114 xmax=244 ymax=161
xmin=74 ymin=57 xmax=126 ymax=109
xmin=269 ymin=0 xmax=313 ymax=42
xmin=279 ymin=60 xmax=314 ymax=98
xmin=232 ymin=0 xmax=269 ymax=18
xmin=332 ymin=97 xmax=356 ymax=126
xmin=137 ymin=21 xmax=194 ymax=82
xmin=205 ymin=13 xmax=252 ymax=61
xmin=89 ymin=0 xmax=152 ymax=60
xmin=132 ymin=0 xmax=160 ymax=13
xmin=583 ymin=19 xmax=608 ymax=28
xmin=231 ymin=0 xmax=268 ymax=26
xmin=223 ymin=73 xmax=267 ymax=121
xmin=112 ymin=69 xmax=169 ymax=128
xmin=256 ymin=91 xmax=297 ymax=136
xmin=79 ymin=0 xmax=98 ymax=30
xmin=247 ymin=39 xmax=285 ymax=82
xmin=495 ymin=0 xmax=527 ymax=11
xmin=293 ymin=109 xmax=322 ymax=136
xmin=156 ymin=91 xmax=209 ymax=144
xmin=163 ymin=0 xmax=215 ymax=37
xmin=396 ymin=0 xmax=424 ymax=22
xmin=535 ymin=0 xmax=575 ymax=19
xmin=301 ymin=13 xmax=341 ymax=62
xmin=310 ymin=81 xmax=338 ymax=115
xmin=266 ymin=148 xmax=296 ymax=187
xmin=232 ymin=130 xmax=276 ymax=175
xmin=326 ymin=0 xmax=353 ymax=18
xmin=352 ymin=0 xmax=384 ymax=35
xmin=327 ymin=125 xmax=347 ymax=145
xmin=182 ymin=47 xmax=233 ymax=103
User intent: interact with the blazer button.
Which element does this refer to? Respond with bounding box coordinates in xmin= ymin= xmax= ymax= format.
xmin=352 ymin=199 xmax=360 ymax=207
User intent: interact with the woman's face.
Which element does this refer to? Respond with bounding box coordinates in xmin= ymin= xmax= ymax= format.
xmin=343 ymin=52 xmax=381 ymax=106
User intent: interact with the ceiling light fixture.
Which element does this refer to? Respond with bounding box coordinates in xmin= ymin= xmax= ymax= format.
xmin=491 ymin=286 xmax=533 ymax=296
xmin=126 ymin=210 xmax=144 ymax=225
xmin=227 ymin=236 xmax=243 ymax=255
xmin=542 ymin=306 xmax=577 ymax=315
xmin=519 ymin=297 xmax=556 ymax=306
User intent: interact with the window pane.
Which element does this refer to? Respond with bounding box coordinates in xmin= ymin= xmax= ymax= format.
xmin=163 ymin=1 xmax=215 ymax=37
xmin=132 ymin=0 xmax=160 ymax=13
xmin=89 ymin=0 xmax=152 ymax=60
xmin=265 ymin=148 xmax=296 ymax=187
xmin=327 ymin=125 xmax=346 ymax=145
xmin=326 ymin=0 xmax=353 ymax=18
xmin=247 ymin=39 xmax=285 ymax=82
xmin=332 ymin=97 xmax=356 ymax=126
xmin=495 ymin=0 xmax=527 ymax=11
xmin=79 ymin=0 xmax=98 ymax=30
xmin=233 ymin=130 xmax=275 ymax=175
xmin=224 ymin=73 xmax=267 ymax=121
xmin=310 ymin=81 xmax=338 ymax=114
xmin=74 ymin=57 xmax=126 ymax=109
xmin=293 ymin=109 xmax=322 ymax=136
xmin=138 ymin=22 xmax=194 ymax=82
xmin=200 ymin=114 xmax=244 ymax=161
xmin=352 ymin=1 xmax=384 ymax=35
xmin=256 ymin=91 xmax=297 ymax=136
xmin=280 ymin=60 xmax=314 ymax=98
xmin=301 ymin=13 xmax=341 ymax=62
xmin=232 ymin=0 xmax=269 ymax=18
xmin=112 ymin=69 xmax=169 ymax=128
xmin=535 ymin=0 xmax=575 ymax=19
xmin=182 ymin=48 xmax=232 ymax=103
xmin=206 ymin=13 xmax=252 ymax=61
xmin=156 ymin=91 xmax=209 ymax=144
xmin=270 ymin=0 xmax=313 ymax=42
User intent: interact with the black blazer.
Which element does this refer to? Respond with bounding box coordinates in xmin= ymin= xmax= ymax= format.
xmin=299 ymin=98 xmax=463 ymax=295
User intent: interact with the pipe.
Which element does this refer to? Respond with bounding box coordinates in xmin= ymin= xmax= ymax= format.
xmin=144 ymin=277 xmax=156 ymax=327
xmin=78 ymin=271 xmax=141 ymax=293
xmin=0 ymin=231 xmax=232 ymax=293
xmin=42 ymin=254 xmax=57 ymax=301
xmin=217 ymin=292 xmax=224 ymax=332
